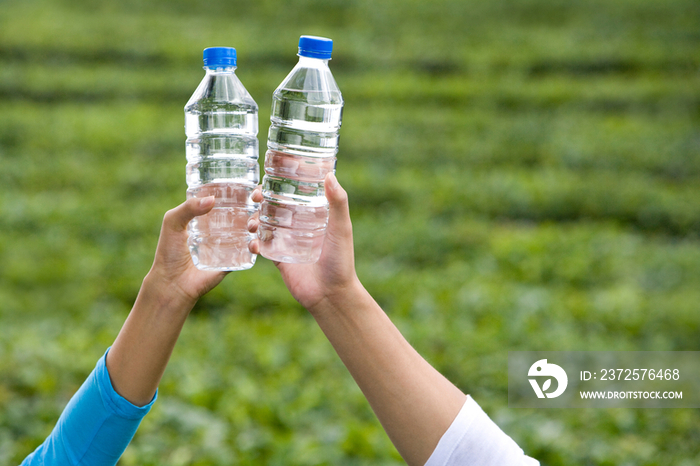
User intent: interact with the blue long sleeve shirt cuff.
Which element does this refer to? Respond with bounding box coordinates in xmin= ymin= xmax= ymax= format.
xmin=21 ymin=347 xmax=156 ymax=466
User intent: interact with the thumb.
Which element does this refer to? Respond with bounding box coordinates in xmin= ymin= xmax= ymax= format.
xmin=325 ymin=173 xmax=352 ymax=240
xmin=164 ymin=196 xmax=215 ymax=232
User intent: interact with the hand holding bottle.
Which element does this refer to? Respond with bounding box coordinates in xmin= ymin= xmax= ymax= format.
xmin=248 ymin=172 xmax=360 ymax=314
xmin=147 ymin=197 xmax=230 ymax=306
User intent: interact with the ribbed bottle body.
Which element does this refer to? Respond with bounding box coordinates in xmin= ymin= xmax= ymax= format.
xmin=259 ymin=55 xmax=343 ymax=263
xmin=185 ymin=65 xmax=259 ymax=270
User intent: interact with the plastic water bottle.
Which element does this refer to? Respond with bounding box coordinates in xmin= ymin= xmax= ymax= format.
xmin=258 ymin=36 xmax=344 ymax=263
xmin=185 ymin=47 xmax=259 ymax=271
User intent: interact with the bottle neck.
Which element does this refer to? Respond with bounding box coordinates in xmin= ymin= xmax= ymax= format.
xmin=297 ymin=55 xmax=330 ymax=68
xmin=204 ymin=65 xmax=237 ymax=74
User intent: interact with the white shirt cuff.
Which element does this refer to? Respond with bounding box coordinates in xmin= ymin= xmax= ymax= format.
xmin=424 ymin=395 xmax=539 ymax=466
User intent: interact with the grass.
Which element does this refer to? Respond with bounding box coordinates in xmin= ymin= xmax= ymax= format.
xmin=1 ymin=0 xmax=699 ymax=464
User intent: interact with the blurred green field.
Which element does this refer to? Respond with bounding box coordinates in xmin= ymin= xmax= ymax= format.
xmin=1 ymin=0 xmax=699 ymax=464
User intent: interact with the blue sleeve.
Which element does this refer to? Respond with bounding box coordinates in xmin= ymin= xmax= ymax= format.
xmin=20 ymin=348 xmax=157 ymax=466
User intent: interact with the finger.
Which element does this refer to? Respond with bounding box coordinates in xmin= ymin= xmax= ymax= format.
xmin=251 ymin=185 xmax=263 ymax=203
xmin=248 ymin=238 xmax=260 ymax=255
xmin=324 ymin=173 xmax=352 ymax=240
xmin=247 ymin=216 xmax=260 ymax=233
xmin=164 ymin=196 xmax=215 ymax=232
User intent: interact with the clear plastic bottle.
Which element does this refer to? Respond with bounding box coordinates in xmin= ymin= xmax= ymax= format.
xmin=258 ymin=36 xmax=344 ymax=263
xmin=185 ymin=47 xmax=259 ymax=271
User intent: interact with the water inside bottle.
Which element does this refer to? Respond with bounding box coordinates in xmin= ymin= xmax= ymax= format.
xmin=185 ymin=105 xmax=258 ymax=136
xmin=187 ymin=183 xmax=258 ymax=271
xmin=259 ymin=79 xmax=343 ymax=264
xmin=185 ymin=89 xmax=259 ymax=271
xmin=268 ymin=89 xmax=342 ymax=156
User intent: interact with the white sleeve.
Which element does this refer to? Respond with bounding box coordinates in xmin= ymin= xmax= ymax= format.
xmin=424 ymin=396 xmax=539 ymax=466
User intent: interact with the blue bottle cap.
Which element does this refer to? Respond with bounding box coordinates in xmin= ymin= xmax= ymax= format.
xmin=203 ymin=47 xmax=237 ymax=67
xmin=298 ymin=36 xmax=333 ymax=60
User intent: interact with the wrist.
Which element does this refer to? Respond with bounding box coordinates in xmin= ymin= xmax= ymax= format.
xmin=139 ymin=270 xmax=198 ymax=318
xmin=308 ymin=276 xmax=370 ymax=319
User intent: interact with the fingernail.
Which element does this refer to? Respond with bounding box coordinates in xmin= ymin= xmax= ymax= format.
xmin=326 ymin=172 xmax=338 ymax=190
xmin=199 ymin=196 xmax=215 ymax=208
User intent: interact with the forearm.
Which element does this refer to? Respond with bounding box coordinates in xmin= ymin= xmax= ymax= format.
xmin=311 ymin=280 xmax=466 ymax=466
xmin=106 ymin=272 xmax=195 ymax=406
